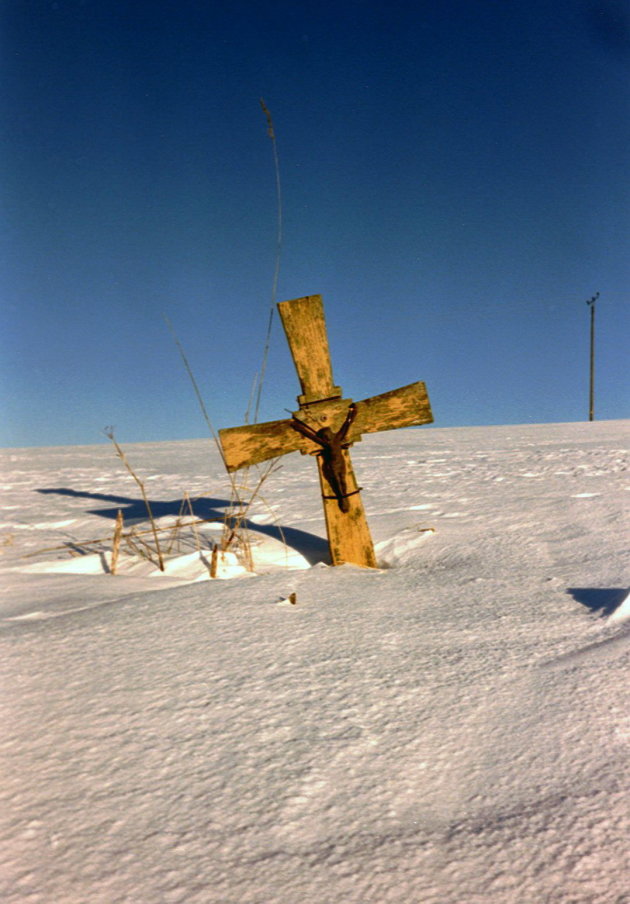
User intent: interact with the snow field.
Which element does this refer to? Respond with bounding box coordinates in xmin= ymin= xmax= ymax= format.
xmin=0 ymin=421 xmax=628 ymax=903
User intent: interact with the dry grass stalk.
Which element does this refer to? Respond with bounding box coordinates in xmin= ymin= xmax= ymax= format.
xmin=163 ymin=102 xmax=286 ymax=572
xmin=184 ymin=492 xmax=204 ymax=555
xmin=25 ymin=472 xmax=289 ymax=576
xmin=22 ymin=517 xmax=215 ymax=560
xmin=164 ymin=317 xmax=252 ymax=558
xmin=221 ymin=100 xmax=284 ymax=562
xmin=165 ymin=496 xmax=187 ymax=554
xmin=111 ymin=509 xmax=124 ymax=575
xmin=165 ymin=319 xmax=288 ymax=572
xmin=251 ymin=98 xmax=282 ymax=425
xmin=220 ymin=459 xmax=282 ymax=572
xmin=104 ymin=428 xmax=165 ymax=571
xmin=26 ymin=109 xmax=290 ymax=579
xmin=125 ymin=528 xmax=160 ymax=566
xmin=153 ymin=104 xmax=289 ymax=573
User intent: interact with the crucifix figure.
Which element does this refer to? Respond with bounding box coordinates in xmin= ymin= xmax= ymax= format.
xmin=290 ymin=403 xmax=358 ymax=513
xmin=219 ymin=294 xmax=433 ymax=568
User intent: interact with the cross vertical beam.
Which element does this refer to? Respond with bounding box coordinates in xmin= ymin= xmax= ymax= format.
xmin=277 ymin=295 xmax=342 ymax=405
xmin=316 ymin=445 xmax=377 ymax=567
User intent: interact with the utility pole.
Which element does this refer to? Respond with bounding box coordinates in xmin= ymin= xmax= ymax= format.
xmin=586 ymin=292 xmax=599 ymax=421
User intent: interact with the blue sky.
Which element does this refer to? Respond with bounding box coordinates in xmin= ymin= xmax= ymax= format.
xmin=2 ymin=0 xmax=629 ymax=447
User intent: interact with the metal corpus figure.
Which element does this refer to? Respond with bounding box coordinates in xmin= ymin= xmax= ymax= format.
xmin=290 ymin=403 xmax=358 ymax=512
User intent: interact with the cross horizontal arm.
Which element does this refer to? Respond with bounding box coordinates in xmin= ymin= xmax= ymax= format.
xmin=219 ymin=419 xmax=305 ymax=472
xmin=349 ymin=381 xmax=433 ymax=439
xmin=219 ymin=382 xmax=432 ymax=472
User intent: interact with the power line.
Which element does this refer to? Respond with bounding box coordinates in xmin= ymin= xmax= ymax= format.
xmin=585 ymin=292 xmax=599 ymax=422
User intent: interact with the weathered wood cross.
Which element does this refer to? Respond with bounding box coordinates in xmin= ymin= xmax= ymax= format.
xmin=219 ymin=294 xmax=433 ymax=567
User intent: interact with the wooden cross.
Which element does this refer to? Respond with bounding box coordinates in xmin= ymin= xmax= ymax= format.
xmin=219 ymin=294 xmax=433 ymax=567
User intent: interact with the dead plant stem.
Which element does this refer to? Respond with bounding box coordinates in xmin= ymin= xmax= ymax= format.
xmin=252 ymin=98 xmax=283 ymax=425
xmin=104 ymin=429 xmax=165 ymax=571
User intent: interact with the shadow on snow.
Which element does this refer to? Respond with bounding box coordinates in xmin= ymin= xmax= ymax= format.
xmin=36 ymin=487 xmax=329 ymax=567
xmin=567 ymin=587 xmax=628 ymax=617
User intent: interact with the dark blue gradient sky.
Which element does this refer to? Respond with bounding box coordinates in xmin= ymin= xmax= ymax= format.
xmin=2 ymin=0 xmax=629 ymax=446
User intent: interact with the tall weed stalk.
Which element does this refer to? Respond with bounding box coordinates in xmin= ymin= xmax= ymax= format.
xmin=251 ymin=98 xmax=283 ymax=425
xmin=104 ymin=428 xmax=165 ymax=571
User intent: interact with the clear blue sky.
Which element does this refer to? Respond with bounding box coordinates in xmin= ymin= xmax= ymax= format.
xmin=2 ymin=0 xmax=629 ymax=447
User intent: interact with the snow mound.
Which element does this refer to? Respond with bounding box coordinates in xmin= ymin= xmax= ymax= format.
xmin=375 ymin=525 xmax=435 ymax=567
xmin=18 ymin=550 xmax=220 ymax=582
xmin=12 ymin=529 xmax=312 ymax=585
xmin=247 ymin=533 xmax=312 ymax=572
xmin=608 ymin=589 xmax=630 ymax=624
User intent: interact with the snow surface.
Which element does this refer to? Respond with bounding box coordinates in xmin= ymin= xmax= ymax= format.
xmin=0 ymin=421 xmax=628 ymax=904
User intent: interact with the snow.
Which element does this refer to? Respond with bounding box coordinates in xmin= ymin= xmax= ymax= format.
xmin=0 ymin=420 xmax=628 ymax=903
